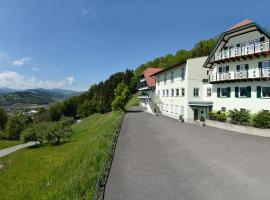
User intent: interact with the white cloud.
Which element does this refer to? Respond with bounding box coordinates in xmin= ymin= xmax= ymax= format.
xmin=12 ymin=57 xmax=31 ymax=66
xmin=0 ymin=71 xmax=74 ymax=89
xmin=66 ymin=76 xmax=75 ymax=85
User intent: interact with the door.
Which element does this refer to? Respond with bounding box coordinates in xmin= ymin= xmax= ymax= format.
xmin=194 ymin=109 xmax=199 ymax=121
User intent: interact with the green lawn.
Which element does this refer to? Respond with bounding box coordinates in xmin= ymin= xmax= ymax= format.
xmin=0 ymin=140 xmax=21 ymax=150
xmin=0 ymin=111 xmax=123 ymax=199
xmin=126 ymin=92 xmax=139 ymax=109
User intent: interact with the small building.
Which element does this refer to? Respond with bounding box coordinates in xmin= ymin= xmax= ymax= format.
xmin=203 ymin=19 xmax=270 ymax=113
xmin=152 ymin=56 xmax=212 ymax=122
xmin=137 ymin=67 xmax=162 ymax=114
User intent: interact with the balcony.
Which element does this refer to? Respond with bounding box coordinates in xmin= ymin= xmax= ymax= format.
xmin=214 ymin=42 xmax=270 ymax=62
xmin=209 ymin=67 xmax=270 ymax=83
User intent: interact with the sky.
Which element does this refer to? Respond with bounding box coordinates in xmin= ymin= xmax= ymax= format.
xmin=0 ymin=0 xmax=270 ymax=91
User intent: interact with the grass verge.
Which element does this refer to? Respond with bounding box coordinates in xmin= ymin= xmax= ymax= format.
xmin=0 ymin=111 xmax=123 ymax=199
xmin=126 ymin=92 xmax=139 ymax=109
xmin=0 ymin=140 xmax=21 ymax=150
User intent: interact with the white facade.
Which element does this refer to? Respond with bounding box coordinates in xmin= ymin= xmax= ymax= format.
xmin=206 ymin=22 xmax=270 ymax=113
xmin=155 ymin=56 xmax=212 ymax=122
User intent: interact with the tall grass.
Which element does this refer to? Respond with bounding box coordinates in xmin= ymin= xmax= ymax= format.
xmin=0 ymin=112 xmax=123 ymax=199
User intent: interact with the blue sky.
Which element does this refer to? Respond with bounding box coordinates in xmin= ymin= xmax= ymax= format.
xmin=0 ymin=0 xmax=269 ymax=91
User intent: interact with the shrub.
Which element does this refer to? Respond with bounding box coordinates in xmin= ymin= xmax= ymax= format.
xmin=217 ymin=112 xmax=227 ymax=122
xmin=229 ymin=109 xmax=251 ymax=126
xmin=208 ymin=111 xmax=217 ymax=120
xmin=112 ymin=82 xmax=131 ymax=112
xmin=252 ymin=111 xmax=270 ymax=129
xmin=179 ymin=115 xmax=184 ymax=122
xmin=5 ymin=114 xmax=32 ymax=140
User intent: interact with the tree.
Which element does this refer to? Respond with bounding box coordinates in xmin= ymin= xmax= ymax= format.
xmin=0 ymin=107 xmax=8 ymax=130
xmin=5 ymin=114 xmax=32 ymax=140
xmin=33 ymin=107 xmax=51 ymax=123
xmin=78 ymin=100 xmax=96 ymax=117
xmin=50 ymin=118 xmax=74 ymax=144
xmin=20 ymin=123 xmax=48 ymax=146
xmin=63 ymin=96 xmax=79 ymax=117
xmin=49 ymin=102 xmax=64 ymax=121
xmin=112 ymin=82 xmax=131 ymax=112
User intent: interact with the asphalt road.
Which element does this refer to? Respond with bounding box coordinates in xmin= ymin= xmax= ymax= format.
xmin=105 ymin=106 xmax=270 ymax=200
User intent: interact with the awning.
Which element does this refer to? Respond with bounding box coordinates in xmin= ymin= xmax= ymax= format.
xmin=188 ymin=101 xmax=213 ymax=107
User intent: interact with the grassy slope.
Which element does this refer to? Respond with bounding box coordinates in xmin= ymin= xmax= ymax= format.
xmin=0 ymin=112 xmax=122 ymax=199
xmin=126 ymin=93 xmax=139 ymax=109
xmin=0 ymin=140 xmax=21 ymax=150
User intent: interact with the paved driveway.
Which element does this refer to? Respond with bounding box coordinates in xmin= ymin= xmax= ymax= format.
xmin=0 ymin=142 xmax=36 ymax=158
xmin=105 ymin=107 xmax=270 ymax=200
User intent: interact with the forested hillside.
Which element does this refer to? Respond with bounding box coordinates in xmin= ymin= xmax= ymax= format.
xmin=134 ymin=37 xmax=218 ymax=79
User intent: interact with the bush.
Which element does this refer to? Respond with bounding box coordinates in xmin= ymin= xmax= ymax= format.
xmin=5 ymin=114 xmax=32 ymax=140
xmin=179 ymin=115 xmax=184 ymax=122
xmin=229 ymin=109 xmax=251 ymax=126
xmin=217 ymin=112 xmax=227 ymax=122
xmin=112 ymin=82 xmax=131 ymax=112
xmin=208 ymin=111 xmax=217 ymax=120
xmin=252 ymin=111 xmax=270 ymax=129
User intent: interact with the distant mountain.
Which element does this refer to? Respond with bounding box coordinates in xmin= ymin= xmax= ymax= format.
xmin=0 ymin=88 xmax=80 ymax=107
xmin=0 ymin=87 xmax=19 ymax=94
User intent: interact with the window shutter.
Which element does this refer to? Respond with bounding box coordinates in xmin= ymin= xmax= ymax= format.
xmin=258 ymin=62 xmax=262 ymax=69
xmin=219 ymin=67 xmax=222 ymax=74
xmin=258 ymin=62 xmax=262 ymax=76
xmin=237 ymin=65 xmax=240 ymax=71
xmin=257 ymin=86 xmax=261 ymax=98
xmin=227 ymin=87 xmax=231 ymax=97
xmin=235 ymin=87 xmax=239 ymax=98
xmin=245 ymin=64 xmax=249 ymax=71
xmin=247 ymin=86 xmax=251 ymax=98
xmin=217 ymin=88 xmax=220 ymax=97
xmin=226 ymin=66 xmax=229 ymax=72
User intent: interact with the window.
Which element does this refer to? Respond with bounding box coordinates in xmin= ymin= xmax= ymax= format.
xmin=221 ymin=107 xmax=226 ymax=112
xmin=171 ymin=71 xmax=174 ymax=83
xmin=206 ymin=88 xmax=211 ymax=97
xmin=164 ymin=73 xmax=167 ymax=84
xmin=194 ymin=88 xmax=200 ymax=97
xmin=157 ymin=76 xmax=160 ymax=86
xmin=262 ymin=60 xmax=270 ymax=69
xmin=239 ymin=87 xmax=248 ymax=97
xmin=166 ymin=89 xmax=169 ymax=97
xmin=217 ymin=87 xmax=230 ymax=98
xmin=170 ymin=104 xmax=173 ymax=113
xmin=175 ymin=105 xmax=179 ymax=115
xmin=262 ymin=87 xmax=270 ymax=98
xmin=171 ymin=89 xmax=174 ymax=97
xmin=176 ymin=89 xmax=179 ymax=96
xmin=162 ymin=90 xmax=165 ymax=97
xmin=219 ymin=66 xmax=229 ymax=74
xmin=180 ymin=68 xmax=185 ymax=80
xmin=181 ymin=88 xmax=185 ymax=97
xmin=180 ymin=106 xmax=184 ymax=115
xmin=221 ymin=88 xmax=228 ymax=97
xmin=235 ymin=86 xmax=251 ymax=98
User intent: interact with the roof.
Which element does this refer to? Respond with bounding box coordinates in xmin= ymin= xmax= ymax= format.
xmin=150 ymin=61 xmax=186 ymax=77
xmin=203 ymin=20 xmax=270 ymax=68
xmin=143 ymin=67 xmax=162 ymax=87
xmin=228 ymin=19 xmax=253 ymax=30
